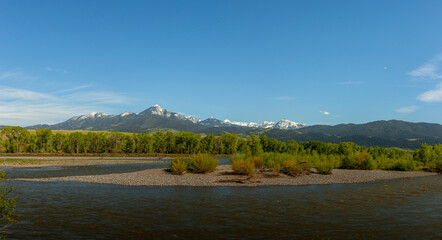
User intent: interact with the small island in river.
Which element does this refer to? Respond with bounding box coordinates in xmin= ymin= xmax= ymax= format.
xmin=6 ymin=157 xmax=437 ymax=187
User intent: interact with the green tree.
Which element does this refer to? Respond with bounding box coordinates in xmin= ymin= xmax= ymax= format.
xmin=134 ymin=133 xmax=154 ymax=153
xmin=413 ymin=143 xmax=436 ymax=165
xmin=153 ymin=132 xmax=166 ymax=153
xmin=200 ymin=134 xmax=216 ymax=154
xmin=164 ymin=132 xmax=176 ymax=154
xmin=247 ymin=135 xmax=263 ymax=156
xmin=108 ymin=132 xmax=125 ymax=153
xmin=35 ymin=128 xmax=53 ymax=153
xmin=52 ymin=133 xmax=67 ymax=153
xmin=68 ymin=132 xmax=87 ymax=153
xmin=122 ymin=135 xmax=135 ymax=153
xmin=236 ymin=138 xmax=251 ymax=155
xmin=220 ymin=133 xmax=239 ymax=154
xmin=1 ymin=126 xmax=30 ymax=153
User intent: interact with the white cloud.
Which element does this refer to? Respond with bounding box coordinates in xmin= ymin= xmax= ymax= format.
xmin=338 ymin=81 xmax=363 ymax=85
xmin=417 ymin=82 xmax=442 ymax=102
xmin=396 ymin=105 xmax=418 ymax=113
xmin=0 ymin=87 xmax=56 ymax=101
xmin=407 ymin=63 xmax=440 ymax=78
xmin=0 ymin=85 xmax=130 ymax=126
xmin=407 ymin=53 xmax=442 ymax=80
xmin=320 ymin=111 xmax=330 ymax=115
xmin=54 ymin=84 xmax=94 ymax=94
xmin=0 ymin=72 xmax=20 ymax=80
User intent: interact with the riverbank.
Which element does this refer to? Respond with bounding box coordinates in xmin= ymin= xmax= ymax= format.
xmin=15 ymin=165 xmax=439 ymax=186
xmin=0 ymin=156 xmax=165 ymax=168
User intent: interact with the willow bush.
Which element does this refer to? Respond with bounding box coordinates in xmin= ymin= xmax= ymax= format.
xmin=169 ymin=157 xmax=189 ymax=175
xmin=190 ymin=154 xmax=219 ymax=174
xmin=314 ymin=156 xmax=334 ymax=174
xmin=230 ymin=155 xmax=255 ymax=175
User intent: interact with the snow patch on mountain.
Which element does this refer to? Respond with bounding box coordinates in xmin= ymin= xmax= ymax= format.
xmin=261 ymin=121 xmax=277 ymax=129
xmin=120 ymin=112 xmax=135 ymax=117
xmin=224 ymin=119 xmax=260 ymax=128
xmin=185 ymin=116 xmax=201 ymax=123
xmin=71 ymin=112 xmax=109 ymax=121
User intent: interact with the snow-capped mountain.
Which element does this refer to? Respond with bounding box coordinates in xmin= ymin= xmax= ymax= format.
xmin=274 ymin=119 xmax=307 ymax=129
xmin=28 ymin=105 xmax=306 ymax=131
xmin=139 ymin=105 xmax=202 ymax=124
xmin=74 ymin=105 xmax=307 ymax=129
xmin=131 ymin=105 xmax=307 ymax=130
xmin=140 ymin=105 xmax=184 ymax=119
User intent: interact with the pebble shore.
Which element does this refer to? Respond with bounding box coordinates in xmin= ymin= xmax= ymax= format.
xmin=16 ymin=165 xmax=439 ymax=187
xmin=0 ymin=156 xmax=163 ymax=168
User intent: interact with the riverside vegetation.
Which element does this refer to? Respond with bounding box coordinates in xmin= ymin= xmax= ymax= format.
xmin=0 ymin=172 xmax=17 ymax=236
xmin=1 ymin=126 xmax=441 ymax=173
xmin=170 ymin=154 xmax=219 ymax=175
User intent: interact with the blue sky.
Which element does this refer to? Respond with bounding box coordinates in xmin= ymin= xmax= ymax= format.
xmin=1 ymin=0 xmax=441 ymax=126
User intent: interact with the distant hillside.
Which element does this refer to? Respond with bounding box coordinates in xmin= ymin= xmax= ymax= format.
xmin=245 ymin=128 xmax=440 ymax=149
xmin=297 ymin=120 xmax=442 ymax=140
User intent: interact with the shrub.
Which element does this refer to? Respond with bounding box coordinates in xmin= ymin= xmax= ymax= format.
xmin=363 ymin=156 xmax=377 ymax=170
xmin=340 ymin=154 xmax=356 ymax=169
xmin=190 ymin=154 xmax=219 ymax=174
xmin=272 ymin=163 xmax=281 ymax=176
xmin=261 ymin=152 xmax=296 ymax=169
xmin=385 ymin=159 xmax=418 ymax=171
xmin=341 ymin=152 xmax=376 ymax=170
xmin=435 ymin=159 xmax=442 ymax=173
xmin=231 ymin=155 xmax=255 ymax=175
xmin=281 ymin=160 xmax=310 ymax=177
xmin=315 ymin=157 xmax=334 ymax=174
xmin=169 ymin=158 xmax=189 ymax=175
xmin=251 ymin=156 xmax=264 ymax=169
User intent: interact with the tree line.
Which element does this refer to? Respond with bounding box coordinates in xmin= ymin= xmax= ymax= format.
xmin=0 ymin=126 xmax=440 ymax=170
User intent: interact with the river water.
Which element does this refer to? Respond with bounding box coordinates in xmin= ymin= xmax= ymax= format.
xmin=1 ymin=161 xmax=441 ymax=239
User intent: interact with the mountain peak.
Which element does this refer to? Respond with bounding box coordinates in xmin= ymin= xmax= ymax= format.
xmin=140 ymin=105 xmax=169 ymax=116
xmin=139 ymin=105 xmax=198 ymax=123
xmin=151 ymin=104 xmax=162 ymax=109
xmin=274 ymin=119 xmax=307 ymax=129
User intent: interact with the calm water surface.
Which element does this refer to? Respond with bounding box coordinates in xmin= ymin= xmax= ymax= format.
xmin=2 ymin=161 xmax=441 ymax=239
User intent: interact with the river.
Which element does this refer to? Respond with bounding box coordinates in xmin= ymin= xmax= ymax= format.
xmin=1 ymin=162 xmax=441 ymax=239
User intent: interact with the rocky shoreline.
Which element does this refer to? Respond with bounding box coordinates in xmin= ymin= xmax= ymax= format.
xmin=0 ymin=156 xmax=165 ymax=168
xmin=15 ymin=165 xmax=439 ymax=187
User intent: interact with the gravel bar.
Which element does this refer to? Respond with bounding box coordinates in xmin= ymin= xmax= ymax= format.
xmin=15 ymin=165 xmax=439 ymax=187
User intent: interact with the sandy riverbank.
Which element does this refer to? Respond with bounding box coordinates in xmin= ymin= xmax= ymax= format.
xmin=0 ymin=156 xmax=165 ymax=168
xmin=15 ymin=165 xmax=439 ymax=186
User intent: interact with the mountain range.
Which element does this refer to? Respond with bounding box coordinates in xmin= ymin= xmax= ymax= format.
xmin=28 ymin=105 xmax=306 ymax=131
xmin=26 ymin=105 xmax=442 ymax=149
